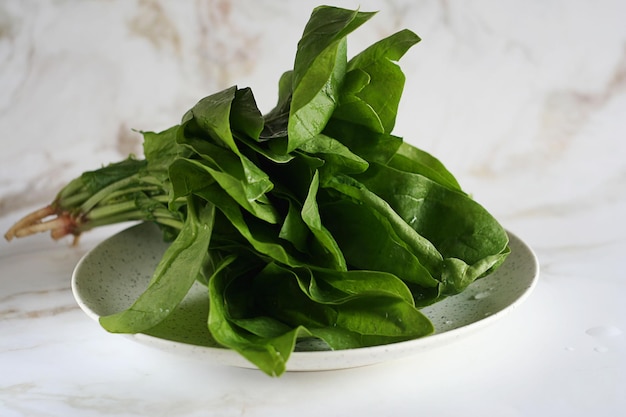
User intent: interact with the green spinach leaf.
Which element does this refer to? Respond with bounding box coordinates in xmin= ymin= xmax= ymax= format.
xmin=287 ymin=7 xmax=376 ymax=152
xmin=99 ymin=197 xmax=215 ymax=332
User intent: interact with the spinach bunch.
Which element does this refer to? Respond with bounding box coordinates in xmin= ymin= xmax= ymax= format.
xmin=5 ymin=6 xmax=509 ymax=376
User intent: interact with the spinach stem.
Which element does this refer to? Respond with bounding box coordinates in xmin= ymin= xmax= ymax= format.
xmin=80 ymin=176 xmax=141 ymax=213
xmin=58 ymin=191 xmax=92 ymax=209
xmin=87 ymin=200 xmax=141 ymax=221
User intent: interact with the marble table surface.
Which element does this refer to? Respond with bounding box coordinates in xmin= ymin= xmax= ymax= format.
xmin=1 ymin=1 xmax=625 ymax=416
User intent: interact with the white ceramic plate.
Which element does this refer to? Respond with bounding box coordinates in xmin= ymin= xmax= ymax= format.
xmin=72 ymin=222 xmax=539 ymax=372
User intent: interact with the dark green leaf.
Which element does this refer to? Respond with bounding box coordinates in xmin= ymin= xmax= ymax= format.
xmin=356 ymin=163 xmax=509 ymax=293
xmin=261 ymin=70 xmax=293 ymax=141
xmin=388 ymin=142 xmax=463 ymax=192
xmin=99 ymin=197 xmax=215 ymax=333
xmin=195 ymin=183 xmax=303 ymax=268
xmin=188 ymin=86 xmax=239 ymax=153
xmin=333 ymin=29 xmax=420 ymax=133
xmin=79 ymin=158 xmax=147 ymax=195
xmin=298 ymin=133 xmax=369 ymax=181
xmin=323 ymin=118 xmax=403 ymax=165
xmin=325 ymin=174 xmax=443 ymax=278
xmin=287 ymin=7 xmax=376 ymax=152
xmin=207 ymin=256 xmax=304 ymax=377
xmin=300 ymin=170 xmax=346 ymax=270
xmin=169 ymin=157 xmax=278 ymax=224
xmin=231 ymin=87 xmax=264 ymax=141
xmin=142 ymin=126 xmax=189 ymax=180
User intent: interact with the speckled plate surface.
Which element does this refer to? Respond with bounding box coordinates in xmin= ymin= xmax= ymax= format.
xmin=71 ymin=222 xmax=539 ymax=372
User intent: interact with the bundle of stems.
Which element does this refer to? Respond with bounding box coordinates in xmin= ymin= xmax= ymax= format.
xmin=4 ymin=158 xmax=183 ymax=245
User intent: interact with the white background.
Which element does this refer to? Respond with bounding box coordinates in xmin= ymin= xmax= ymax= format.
xmin=1 ymin=1 xmax=625 ymax=416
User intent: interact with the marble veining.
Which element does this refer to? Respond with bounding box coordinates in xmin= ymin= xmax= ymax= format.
xmin=1 ymin=1 xmax=625 ymax=416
